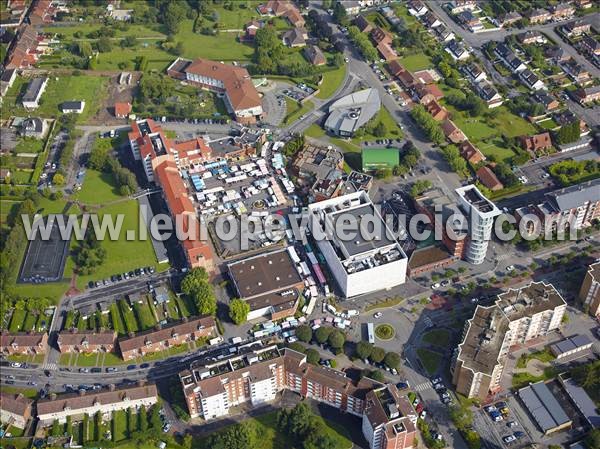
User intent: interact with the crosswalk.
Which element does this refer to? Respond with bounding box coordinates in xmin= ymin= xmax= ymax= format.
xmin=413 ymin=381 xmax=433 ymax=393
xmin=42 ymin=362 xmax=57 ymax=371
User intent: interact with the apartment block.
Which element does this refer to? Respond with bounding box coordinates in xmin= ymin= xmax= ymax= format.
xmin=37 ymin=383 xmax=158 ymax=425
xmin=579 ymin=262 xmax=600 ymax=317
xmin=455 ymin=185 xmax=501 ymax=265
xmin=452 ymin=282 xmax=566 ymax=400
xmin=180 ymin=346 xmax=416 ymax=449
xmin=308 ymin=191 xmax=407 ymax=297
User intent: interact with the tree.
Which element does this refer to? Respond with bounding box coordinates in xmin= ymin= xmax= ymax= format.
xmin=51 ymin=419 xmax=61 ymax=437
xmin=327 ymin=330 xmax=345 ymax=351
xmin=296 ymin=324 xmax=313 ymax=343
xmin=384 ymin=351 xmax=400 ymax=370
xmin=96 ymin=37 xmax=112 ymax=52
xmin=150 ymin=404 xmax=162 ymax=432
xmin=288 ymin=341 xmax=306 ymax=354
xmin=315 ymin=326 xmax=332 ymax=344
xmin=121 ymin=35 xmax=137 ymax=48
xmin=193 ymin=282 xmax=217 ymax=316
xmin=77 ymin=41 xmax=93 ymax=58
xmin=306 ymin=348 xmax=320 ymax=365
xmin=370 ymin=346 xmax=385 ymax=363
xmin=52 ymin=173 xmax=65 ymax=186
xmin=228 ymin=298 xmax=250 ymax=324
xmin=369 ymin=369 xmax=385 ymax=382
xmin=181 ymin=268 xmax=209 ymax=294
xmin=410 ymin=180 xmax=432 ymax=197
xmin=88 ymin=141 xmax=110 ymax=170
xmin=332 ymin=52 xmax=345 ymax=67
xmin=373 ymin=121 xmax=387 ymax=137
xmin=585 ymin=428 xmax=600 ymax=449
xmin=139 ymin=405 xmax=148 ymax=432
xmin=356 ymin=340 xmax=373 ymax=360
xmin=164 ymin=1 xmax=187 ymax=35
xmin=207 ymin=421 xmax=258 ymax=449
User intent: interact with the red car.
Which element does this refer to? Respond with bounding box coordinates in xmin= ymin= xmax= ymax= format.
xmin=416 ymin=403 xmax=424 ymax=414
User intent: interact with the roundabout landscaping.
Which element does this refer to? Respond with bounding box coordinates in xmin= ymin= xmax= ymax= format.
xmin=375 ymin=323 xmax=395 ymax=340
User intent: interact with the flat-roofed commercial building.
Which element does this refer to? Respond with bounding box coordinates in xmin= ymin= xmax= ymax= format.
xmin=518 ymin=381 xmax=572 ymax=435
xmin=324 ymin=88 xmax=381 ymax=137
xmin=452 ymin=282 xmax=567 ymax=400
xmin=550 ymin=334 xmax=593 ymax=360
xmin=228 ymin=248 xmax=304 ymax=320
xmin=579 ymin=262 xmax=600 ymax=317
xmin=308 ymin=191 xmax=407 ymax=297
xmin=455 ymin=185 xmax=500 ymax=265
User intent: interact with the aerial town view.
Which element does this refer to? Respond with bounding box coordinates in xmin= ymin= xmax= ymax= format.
xmin=1 ymin=0 xmax=600 ymax=449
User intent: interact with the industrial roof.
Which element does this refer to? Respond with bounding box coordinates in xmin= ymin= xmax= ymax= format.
xmin=561 ymin=377 xmax=600 ymax=428
xmin=545 ymin=178 xmax=600 ymax=212
xmin=518 ymin=381 xmax=571 ymax=433
xmin=550 ymin=334 xmax=592 ymax=356
xmin=324 ymin=88 xmax=380 ymax=135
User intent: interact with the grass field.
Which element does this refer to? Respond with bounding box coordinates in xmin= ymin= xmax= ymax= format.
xmin=398 ymin=53 xmax=433 ymax=72
xmin=316 ymin=66 xmax=347 ymax=99
xmin=193 ymin=410 xmax=352 ymax=449
xmin=421 ymin=329 xmax=451 ymax=348
xmin=354 ymin=106 xmax=403 ymax=142
xmin=3 ymin=75 xmax=108 ymax=122
xmin=283 ymin=99 xmax=314 ymax=125
xmin=417 ymin=348 xmax=443 ymax=375
xmin=75 ymin=169 xmax=123 ymax=205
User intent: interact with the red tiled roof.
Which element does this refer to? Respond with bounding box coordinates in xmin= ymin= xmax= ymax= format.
xmin=476 ymin=166 xmax=504 ymax=191
xmin=114 ymin=102 xmax=132 ymax=117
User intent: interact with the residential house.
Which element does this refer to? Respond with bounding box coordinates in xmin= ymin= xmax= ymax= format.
xmin=114 ymin=102 xmax=132 ymax=118
xmin=118 ymin=316 xmax=216 ymax=360
xmin=582 ymin=36 xmax=600 ymax=56
xmin=476 ymin=82 xmax=503 ymax=108
xmin=562 ymin=59 xmax=591 ymax=85
xmin=434 ymin=24 xmax=455 ymax=42
xmin=21 ymin=77 xmax=48 ymax=109
xmin=355 ymin=14 xmax=372 ymax=33
xmin=575 ymin=0 xmax=593 ymax=9
xmin=167 ymin=58 xmax=263 ymax=124
xmin=340 ymin=1 xmax=361 ymax=16
xmin=573 ymin=85 xmax=600 ymax=105
xmin=457 ymin=10 xmax=483 ymax=32
xmin=424 ymin=99 xmax=448 ymax=121
xmin=282 ymin=28 xmax=307 ymax=47
xmin=563 ymin=20 xmax=591 ymax=37
xmin=241 ymin=20 xmax=263 ymax=42
xmin=519 ymin=69 xmax=546 ymax=91
xmin=0 ymin=68 xmax=17 ymax=98
xmin=517 ymin=30 xmax=546 ymax=45
xmin=408 ymin=0 xmax=428 ymax=17
xmin=422 ymin=11 xmax=442 ymax=28
xmin=60 ymin=100 xmax=85 ymax=114
xmin=0 ymin=169 xmax=11 ymax=182
xmin=442 ymin=119 xmax=467 ymax=144
xmin=462 ymin=63 xmax=487 ymax=83
xmin=0 ymin=332 xmax=48 ymax=355
xmin=20 ymin=117 xmax=47 ymax=138
xmin=445 ymin=39 xmax=470 ymax=61
xmin=37 ymin=383 xmax=158 ymax=425
xmin=0 ymin=393 xmax=32 ymax=429
xmin=258 ymin=0 xmax=304 ymax=27
xmin=527 ymin=8 xmax=551 ymax=24
xmin=476 ymin=166 xmax=504 ymax=191
xmin=416 ymin=83 xmax=444 ymax=104
xmin=448 ymin=0 xmax=477 ymax=14
xmin=519 ymin=132 xmax=552 ymax=152
xmin=459 ymin=141 xmax=486 ymax=164
xmin=5 ymin=26 xmax=41 ymax=69
xmin=57 ymin=330 xmax=117 ymax=354
xmin=533 ymin=92 xmax=560 ymax=112
xmin=387 ymin=61 xmax=418 ymax=89
xmin=495 ymin=43 xmax=526 ymax=72
xmin=495 ymin=11 xmax=522 ymax=27
xmin=552 ymin=3 xmax=575 ymax=20
xmin=304 ymin=45 xmax=326 ymax=66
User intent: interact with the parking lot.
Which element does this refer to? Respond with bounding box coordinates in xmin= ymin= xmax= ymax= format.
xmin=281 ymin=83 xmax=315 ymax=102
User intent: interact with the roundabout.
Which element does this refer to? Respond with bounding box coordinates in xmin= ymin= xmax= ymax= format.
xmin=375 ymin=323 xmax=395 ymax=340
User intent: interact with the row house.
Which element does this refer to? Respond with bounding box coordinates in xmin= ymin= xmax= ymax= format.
xmin=459 ymin=141 xmax=486 ymax=165
xmin=434 ymin=24 xmax=455 ymax=42
xmin=441 ymin=119 xmax=467 ymax=144
xmin=5 ymin=26 xmax=41 ymax=69
xmin=407 ymin=0 xmax=428 ymax=17
xmin=424 ymin=99 xmax=448 ymax=122
xmin=573 ymin=85 xmax=600 ymax=105
xmin=517 ymin=30 xmax=546 ymax=45
xmin=445 ymin=39 xmax=470 ymax=61
xmin=119 ymin=315 xmax=216 ymax=361
xmin=57 ymin=330 xmax=117 ymax=354
xmin=494 ymin=11 xmax=522 ymax=28
xmin=551 ymin=3 xmax=576 ymax=20
xmin=519 ymin=132 xmax=552 ymax=153
xmin=37 ymin=383 xmax=158 ymax=425
xmin=452 ymin=282 xmax=566 ymax=400
xmin=457 ymin=10 xmax=483 ymax=32
xmin=519 ymin=69 xmax=546 ymax=91
xmin=527 ymin=8 xmax=551 ymax=25
xmin=581 ymin=36 xmax=600 ymax=57
xmin=0 ymin=393 xmax=33 ymax=429
xmin=562 ymin=20 xmax=591 ymax=37
xmin=422 ymin=11 xmax=442 ymax=29
xmin=0 ymin=331 xmax=48 ymax=355
xmin=448 ymin=0 xmax=477 ymax=14
xmin=494 ymin=43 xmax=526 ymax=73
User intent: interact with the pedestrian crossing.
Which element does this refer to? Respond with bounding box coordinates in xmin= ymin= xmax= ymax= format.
xmin=42 ymin=362 xmax=57 ymax=371
xmin=413 ymin=381 xmax=432 ymax=393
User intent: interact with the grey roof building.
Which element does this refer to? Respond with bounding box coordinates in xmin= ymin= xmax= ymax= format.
xmin=21 ymin=77 xmax=48 ymax=109
xmin=518 ymin=381 xmax=572 ymax=435
xmin=545 ymin=178 xmax=600 ymax=212
xmin=324 ymin=88 xmax=380 ymax=137
xmin=560 ymin=376 xmax=600 ymax=429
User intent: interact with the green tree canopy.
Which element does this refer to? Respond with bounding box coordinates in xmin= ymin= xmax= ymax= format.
xmin=228 ymin=298 xmax=250 ymax=325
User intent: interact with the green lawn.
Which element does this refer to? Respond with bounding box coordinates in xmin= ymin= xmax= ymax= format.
xmin=194 ymin=410 xmax=352 ymax=449
xmin=417 ymin=348 xmax=443 ymax=375
xmin=15 ymin=137 xmax=45 ymax=154
xmin=75 ymin=169 xmax=123 ymax=205
xmin=305 ymin=124 xmax=326 ymax=138
xmin=283 ymin=98 xmax=314 ymax=125
xmin=421 ymin=329 xmax=451 ymax=348
xmin=119 ymin=299 xmax=139 ymax=334
xmin=133 ymin=297 xmax=157 ymax=330
xmin=316 ymin=66 xmax=347 ymax=99
xmin=75 ymin=353 xmax=101 ymax=367
xmin=375 ymin=323 xmax=395 ymax=340
xmin=112 ymin=410 xmax=127 ymax=442
xmin=354 ymin=106 xmax=403 ymax=142
xmin=3 ymin=75 xmax=108 ymax=122
xmin=398 ymin=53 xmax=433 ymax=72
xmin=8 ymin=309 xmax=26 ymax=332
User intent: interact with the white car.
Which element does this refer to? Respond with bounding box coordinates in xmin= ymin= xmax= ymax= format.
xmin=10 ymin=362 xmax=22 ymax=368
xmin=503 ymin=435 xmax=516 ymax=444
xmin=431 ymin=283 xmax=440 ymax=289
xmin=373 ymin=312 xmax=383 ymax=319
xmin=506 ymin=265 xmax=515 ymax=272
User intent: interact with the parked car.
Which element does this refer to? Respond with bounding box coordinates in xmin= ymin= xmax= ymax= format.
xmin=502 ymin=435 xmax=516 ymax=444
xmin=106 ymin=367 xmax=118 ymax=373
xmin=373 ymin=312 xmax=383 ymax=319
xmin=506 ymin=421 xmax=518 ymax=428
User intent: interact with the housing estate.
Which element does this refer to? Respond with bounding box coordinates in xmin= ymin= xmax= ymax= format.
xmin=0 ymin=331 xmax=48 ymax=355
